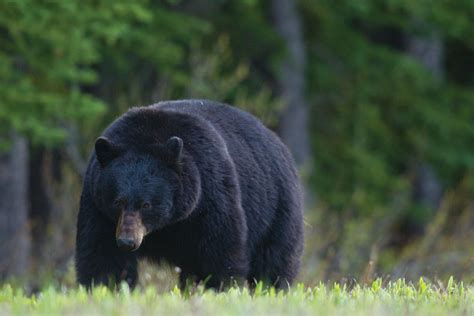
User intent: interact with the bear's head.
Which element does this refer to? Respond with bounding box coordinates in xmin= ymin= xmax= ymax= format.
xmin=93 ymin=136 xmax=200 ymax=251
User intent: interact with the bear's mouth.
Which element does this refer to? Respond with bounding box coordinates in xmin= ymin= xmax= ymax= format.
xmin=115 ymin=211 xmax=147 ymax=252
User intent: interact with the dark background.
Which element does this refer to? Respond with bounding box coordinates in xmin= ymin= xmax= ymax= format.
xmin=0 ymin=0 xmax=473 ymax=288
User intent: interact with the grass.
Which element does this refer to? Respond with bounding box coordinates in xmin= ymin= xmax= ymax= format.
xmin=0 ymin=278 xmax=472 ymax=315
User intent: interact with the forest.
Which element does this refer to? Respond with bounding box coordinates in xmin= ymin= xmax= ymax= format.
xmin=0 ymin=0 xmax=473 ymax=292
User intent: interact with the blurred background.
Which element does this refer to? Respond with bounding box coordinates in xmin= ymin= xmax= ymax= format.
xmin=0 ymin=0 xmax=473 ymax=288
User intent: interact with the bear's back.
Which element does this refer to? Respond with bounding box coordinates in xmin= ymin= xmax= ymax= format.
xmin=152 ymin=100 xmax=298 ymax=194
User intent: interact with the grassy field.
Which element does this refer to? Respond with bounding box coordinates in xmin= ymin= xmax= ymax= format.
xmin=0 ymin=279 xmax=472 ymax=315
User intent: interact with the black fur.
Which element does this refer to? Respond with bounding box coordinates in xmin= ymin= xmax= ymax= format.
xmin=75 ymin=100 xmax=304 ymax=289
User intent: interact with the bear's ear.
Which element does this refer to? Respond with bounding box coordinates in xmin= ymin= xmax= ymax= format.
xmin=152 ymin=136 xmax=183 ymax=169
xmin=165 ymin=136 xmax=183 ymax=162
xmin=95 ymin=137 xmax=121 ymax=168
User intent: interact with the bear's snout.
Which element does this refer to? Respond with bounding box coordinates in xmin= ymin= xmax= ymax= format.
xmin=116 ymin=237 xmax=137 ymax=251
xmin=115 ymin=211 xmax=146 ymax=252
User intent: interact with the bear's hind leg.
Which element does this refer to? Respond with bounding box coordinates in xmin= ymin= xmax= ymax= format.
xmin=248 ymin=200 xmax=303 ymax=289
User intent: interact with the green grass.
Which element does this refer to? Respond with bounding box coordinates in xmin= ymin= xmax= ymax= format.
xmin=0 ymin=279 xmax=473 ymax=315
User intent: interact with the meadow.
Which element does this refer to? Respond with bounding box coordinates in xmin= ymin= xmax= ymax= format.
xmin=0 ymin=279 xmax=472 ymax=316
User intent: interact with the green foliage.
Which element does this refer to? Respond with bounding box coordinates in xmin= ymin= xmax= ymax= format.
xmin=300 ymin=0 xmax=474 ymax=214
xmin=0 ymin=1 xmax=106 ymax=145
xmin=0 ymin=280 xmax=472 ymax=315
xmin=0 ymin=0 xmax=210 ymax=146
xmin=185 ymin=35 xmax=282 ymax=126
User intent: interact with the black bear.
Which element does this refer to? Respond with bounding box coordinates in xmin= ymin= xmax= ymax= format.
xmin=76 ymin=100 xmax=303 ymax=289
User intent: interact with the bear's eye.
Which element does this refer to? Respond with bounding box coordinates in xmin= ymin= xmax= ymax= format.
xmin=114 ymin=199 xmax=124 ymax=208
xmin=142 ymin=202 xmax=151 ymax=209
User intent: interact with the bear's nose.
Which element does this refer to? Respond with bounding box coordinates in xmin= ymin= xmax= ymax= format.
xmin=116 ymin=237 xmax=137 ymax=251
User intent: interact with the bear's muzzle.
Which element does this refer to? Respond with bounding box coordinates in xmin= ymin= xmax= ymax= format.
xmin=116 ymin=211 xmax=147 ymax=251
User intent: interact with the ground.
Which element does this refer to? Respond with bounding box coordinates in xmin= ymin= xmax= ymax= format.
xmin=0 ymin=279 xmax=472 ymax=315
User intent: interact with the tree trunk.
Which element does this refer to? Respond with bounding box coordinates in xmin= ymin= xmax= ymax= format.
xmin=271 ymin=0 xmax=312 ymax=169
xmin=29 ymin=147 xmax=53 ymax=263
xmin=406 ymin=29 xmax=443 ymax=211
xmin=271 ymin=0 xmax=316 ymax=273
xmin=0 ymin=132 xmax=30 ymax=279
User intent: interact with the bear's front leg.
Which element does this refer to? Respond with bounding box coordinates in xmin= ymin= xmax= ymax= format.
xmin=75 ymin=198 xmax=138 ymax=289
xmin=196 ymin=240 xmax=249 ymax=290
xmin=195 ymin=208 xmax=249 ymax=290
